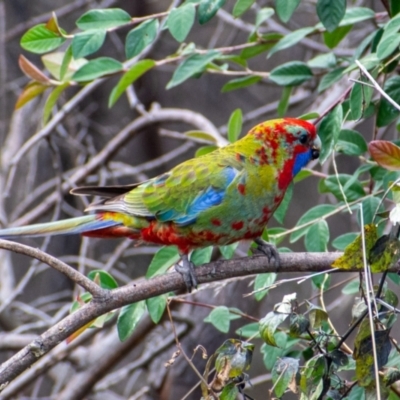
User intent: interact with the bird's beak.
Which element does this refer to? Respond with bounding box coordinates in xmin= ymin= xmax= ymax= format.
xmin=311 ymin=135 xmax=321 ymax=160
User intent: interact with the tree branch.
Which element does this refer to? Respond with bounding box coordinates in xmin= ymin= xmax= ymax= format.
xmin=1 ymin=249 xmax=391 ymax=388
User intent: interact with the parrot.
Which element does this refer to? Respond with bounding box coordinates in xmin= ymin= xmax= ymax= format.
xmin=0 ymin=118 xmax=321 ymax=290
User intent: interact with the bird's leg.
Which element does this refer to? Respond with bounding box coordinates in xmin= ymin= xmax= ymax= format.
xmin=253 ymin=237 xmax=280 ymax=266
xmin=175 ymin=253 xmax=198 ymax=292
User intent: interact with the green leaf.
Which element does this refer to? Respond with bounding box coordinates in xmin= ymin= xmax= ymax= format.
xmin=349 ymin=82 xmax=373 ymax=121
xmin=117 ymin=301 xmax=146 ymax=341
xmin=235 ymin=322 xmax=260 ymax=338
xmin=146 ymin=294 xmax=168 ymax=324
xmin=167 ymin=50 xmax=220 ymax=89
xmin=43 ymin=83 xmax=69 ymax=124
xmin=318 ymin=104 xmax=343 ymax=163
xmin=125 ymin=19 xmax=159 ymax=59
xmin=109 ymin=59 xmax=155 ymax=107
xmin=272 ymin=357 xmax=299 ymax=397
xmin=274 ymin=182 xmax=293 ymax=224
xmin=377 ymin=33 xmax=400 ymax=60
xmin=300 ymin=355 xmax=326 ymax=398
xmin=21 ymin=24 xmax=66 ymax=54
xmin=167 ymin=3 xmax=196 ymax=42
xmin=377 ymin=76 xmax=400 ymax=127
xmin=336 ymin=129 xmax=368 ymax=156
xmin=383 ymin=13 xmax=400 ymax=36
xmin=76 ymin=8 xmax=131 ymax=30
xmin=305 ymin=220 xmax=329 ymax=251
xmin=227 ymin=108 xmax=242 ymax=143
xmin=183 ymin=130 xmax=218 ymax=144
xmin=391 ymin=0 xmax=400 ymax=16
xmin=88 ymin=269 xmax=118 ymax=290
xmin=316 ymin=0 xmax=346 ymax=32
xmin=198 ymin=0 xmax=227 ymax=24
xmin=323 ymin=25 xmax=352 ymax=49
xmin=204 ymin=306 xmax=231 ymax=333
xmin=219 ymin=242 xmax=239 ymax=259
xmin=221 ymin=76 xmax=261 ymax=92
xmin=277 ymin=86 xmax=292 ymax=118
xmin=255 ymin=8 xmax=275 ymax=29
xmin=275 ymin=0 xmax=300 ymax=23
xmin=358 ymin=196 xmax=381 ymax=225
xmin=332 ymin=233 xmax=358 ymax=250
xmin=323 ymin=174 xmax=365 ymax=202
xmin=317 ymin=67 xmax=345 ymax=92
xmin=60 ymin=47 xmax=73 ymax=81
xmin=72 ymin=57 xmax=123 ymax=81
xmin=195 ymin=145 xmax=218 ymax=157
xmin=190 ymin=246 xmax=213 ymax=266
xmin=269 ymin=61 xmax=313 ymax=86
xmin=268 ymin=27 xmax=314 ymax=57
xmin=340 ymin=7 xmax=375 ymax=26
xmin=254 ymin=273 xmax=277 ymax=301
xmin=220 ymin=384 xmax=239 ymax=400
xmin=290 ymin=204 xmax=336 ymax=243
xmin=298 ymin=111 xmax=320 ymax=120
xmin=342 ymin=279 xmax=360 ymax=294
xmin=307 ymin=52 xmax=336 ymax=69
xmin=261 ymin=333 xmax=287 ymax=370
xmin=71 ymin=29 xmax=106 ymax=59
xmin=259 ymin=311 xmax=289 ymax=347
xmin=240 ymin=33 xmax=282 ymax=59
xmin=233 ymin=0 xmax=255 ymax=17
xmin=146 ymin=246 xmax=180 ymax=278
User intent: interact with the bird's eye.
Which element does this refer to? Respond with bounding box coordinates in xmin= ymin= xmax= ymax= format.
xmin=299 ymin=132 xmax=308 ymax=144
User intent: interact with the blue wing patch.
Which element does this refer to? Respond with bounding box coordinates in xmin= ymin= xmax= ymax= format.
xmin=156 ymin=166 xmax=238 ymax=226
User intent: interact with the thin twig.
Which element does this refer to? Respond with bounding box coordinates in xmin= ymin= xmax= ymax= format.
xmin=0 ymin=239 xmax=105 ymax=298
xmin=355 ymin=59 xmax=400 ymax=111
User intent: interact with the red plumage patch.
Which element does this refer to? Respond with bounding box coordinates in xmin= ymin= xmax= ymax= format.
xmin=231 ymin=221 xmax=244 ymax=230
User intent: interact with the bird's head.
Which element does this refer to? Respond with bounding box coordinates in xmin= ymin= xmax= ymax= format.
xmin=248 ymin=117 xmax=321 ymax=181
xmin=280 ymin=118 xmax=321 ymax=176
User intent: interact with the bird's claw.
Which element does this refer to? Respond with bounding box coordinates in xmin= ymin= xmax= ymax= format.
xmin=253 ymin=238 xmax=280 ymax=267
xmin=175 ymin=255 xmax=198 ymax=292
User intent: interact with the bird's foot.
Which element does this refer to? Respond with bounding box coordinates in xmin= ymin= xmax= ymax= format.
xmin=175 ymin=254 xmax=198 ymax=292
xmin=252 ymin=238 xmax=280 ymax=267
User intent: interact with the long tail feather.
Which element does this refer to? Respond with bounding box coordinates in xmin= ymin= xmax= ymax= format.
xmin=0 ymin=215 xmax=120 ymax=238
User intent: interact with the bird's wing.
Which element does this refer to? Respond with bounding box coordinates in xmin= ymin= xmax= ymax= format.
xmin=85 ymin=152 xmax=244 ymax=226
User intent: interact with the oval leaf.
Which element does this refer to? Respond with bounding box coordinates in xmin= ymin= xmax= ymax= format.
xmin=125 ymin=19 xmax=159 ymax=59
xmin=146 ymin=246 xmax=180 ymax=278
xmin=109 ymin=59 xmax=155 ymax=107
xmin=369 ymin=140 xmax=400 ymax=171
xmin=269 ymin=61 xmax=313 ymax=86
xmin=167 ymin=50 xmax=220 ymax=89
xmin=117 ymin=301 xmax=146 ymax=341
xmin=198 ymin=0 xmax=227 ymax=24
xmin=316 ymin=0 xmax=346 ymax=32
xmin=21 ymin=24 xmax=66 ymax=54
xmin=275 ymin=0 xmax=301 ymax=23
xmin=76 ymin=8 xmax=131 ymax=30
xmin=72 ymin=57 xmax=123 ymax=81
xmin=167 ymin=3 xmax=196 ymax=42
xmin=227 ymin=108 xmax=242 ymax=143
xmin=71 ymin=29 xmax=106 ymax=59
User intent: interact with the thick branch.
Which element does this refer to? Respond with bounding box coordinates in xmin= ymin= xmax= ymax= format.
xmin=1 ymin=251 xmax=398 ymax=387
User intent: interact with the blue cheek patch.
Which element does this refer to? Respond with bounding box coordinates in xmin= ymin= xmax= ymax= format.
xmin=293 ymin=150 xmax=312 ymax=177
